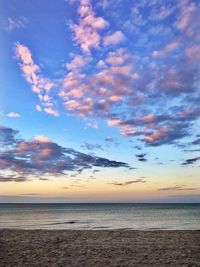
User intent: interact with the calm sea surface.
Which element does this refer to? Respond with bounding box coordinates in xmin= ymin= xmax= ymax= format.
xmin=0 ymin=203 xmax=200 ymax=230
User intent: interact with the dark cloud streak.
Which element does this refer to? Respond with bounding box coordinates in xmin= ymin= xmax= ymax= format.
xmin=159 ymin=186 xmax=196 ymax=191
xmin=135 ymin=153 xmax=147 ymax=162
xmin=181 ymin=157 xmax=200 ymax=166
xmin=110 ymin=178 xmax=146 ymax=186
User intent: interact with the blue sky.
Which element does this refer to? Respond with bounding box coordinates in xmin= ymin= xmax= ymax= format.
xmin=0 ymin=0 xmax=200 ymax=202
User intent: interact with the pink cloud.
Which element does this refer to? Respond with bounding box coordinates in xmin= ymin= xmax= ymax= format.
xmin=96 ymin=60 xmax=106 ymax=68
xmin=152 ymin=40 xmax=179 ymax=57
xmin=59 ymin=47 xmax=135 ymax=118
xmin=60 ymin=71 xmax=85 ymax=99
xmin=70 ymin=24 xmax=100 ymax=53
xmin=108 ymin=95 xmax=123 ymax=102
xmin=35 ymin=147 xmax=54 ymax=161
xmin=21 ymin=65 xmax=39 ymax=85
xmin=65 ymin=99 xmax=80 ymax=110
xmin=43 ymin=94 xmax=52 ymax=103
xmin=15 ymin=42 xmax=33 ymax=65
xmin=103 ymin=31 xmax=126 ymax=46
xmin=66 ymin=87 xmax=84 ymax=98
xmin=58 ymin=4 xmax=135 ymax=119
xmin=34 ymin=135 xmax=51 ymax=143
xmin=176 ymin=2 xmax=196 ymax=31
xmin=36 ymin=105 xmax=42 ymax=112
xmin=107 ymin=118 xmax=136 ymax=137
xmin=176 ymin=1 xmax=200 ymax=39
xmin=15 ymin=43 xmax=50 ymax=94
xmin=13 ymin=1 xmax=199 ymax=147
xmin=15 ymin=141 xmax=38 ymax=154
xmin=16 ymin=135 xmax=51 ymax=156
xmin=66 ymin=55 xmax=91 ymax=70
xmin=143 ymin=127 xmax=168 ymax=143
xmin=64 ymin=98 xmax=93 ymax=117
xmin=158 ymin=66 xmax=189 ymax=94
xmin=44 ymin=108 xmax=59 ymax=116
xmin=15 ymin=43 xmax=58 ymax=116
xmin=106 ymin=48 xmax=132 ymax=66
xmin=93 ymin=64 xmax=133 ymax=94
xmin=140 ymin=115 xmax=156 ymax=124
xmin=62 ymin=72 xmax=82 ymax=88
xmin=83 ymin=14 xmax=108 ymax=29
xmin=107 ymin=118 xmax=122 ymax=126
xmin=186 ymin=45 xmax=200 ymax=62
xmin=32 ymin=85 xmax=41 ymax=94
xmin=41 ymin=81 xmax=54 ymax=91
xmin=119 ymin=126 xmax=136 ymax=137
xmin=7 ymin=112 xmax=20 ymax=118
xmin=70 ymin=0 xmax=108 ymax=53
xmin=15 ymin=43 xmax=55 ymax=95
xmin=78 ymin=4 xmax=90 ymax=17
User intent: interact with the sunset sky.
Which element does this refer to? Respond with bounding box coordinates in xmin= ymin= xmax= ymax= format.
xmin=0 ymin=0 xmax=200 ymax=203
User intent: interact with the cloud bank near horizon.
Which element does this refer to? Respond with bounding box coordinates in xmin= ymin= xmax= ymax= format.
xmin=0 ymin=126 xmax=129 ymax=182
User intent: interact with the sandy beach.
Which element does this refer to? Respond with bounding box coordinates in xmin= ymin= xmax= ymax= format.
xmin=0 ymin=230 xmax=200 ymax=266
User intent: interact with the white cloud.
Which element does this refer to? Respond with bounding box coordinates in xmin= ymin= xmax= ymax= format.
xmin=103 ymin=31 xmax=126 ymax=46
xmin=7 ymin=112 xmax=21 ymax=118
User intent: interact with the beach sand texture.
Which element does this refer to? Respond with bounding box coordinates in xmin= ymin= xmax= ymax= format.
xmin=0 ymin=230 xmax=200 ymax=267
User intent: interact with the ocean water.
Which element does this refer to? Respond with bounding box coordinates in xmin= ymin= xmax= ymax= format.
xmin=0 ymin=203 xmax=200 ymax=230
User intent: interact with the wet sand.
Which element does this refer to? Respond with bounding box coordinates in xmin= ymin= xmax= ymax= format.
xmin=0 ymin=230 xmax=200 ymax=266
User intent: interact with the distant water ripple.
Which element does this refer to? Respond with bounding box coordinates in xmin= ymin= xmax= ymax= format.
xmin=0 ymin=203 xmax=200 ymax=230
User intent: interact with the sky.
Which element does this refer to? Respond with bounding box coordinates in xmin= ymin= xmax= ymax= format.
xmin=0 ymin=0 xmax=200 ymax=203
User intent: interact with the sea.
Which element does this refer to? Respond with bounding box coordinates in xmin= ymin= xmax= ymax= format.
xmin=0 ymin=203 xmax=200 ymax=230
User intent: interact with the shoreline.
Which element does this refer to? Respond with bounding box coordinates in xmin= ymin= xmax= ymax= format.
xmin=1 ymin=228 xmax=200 ymax=231
xmin=1 ymin=230 xmax=200 ymax=266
